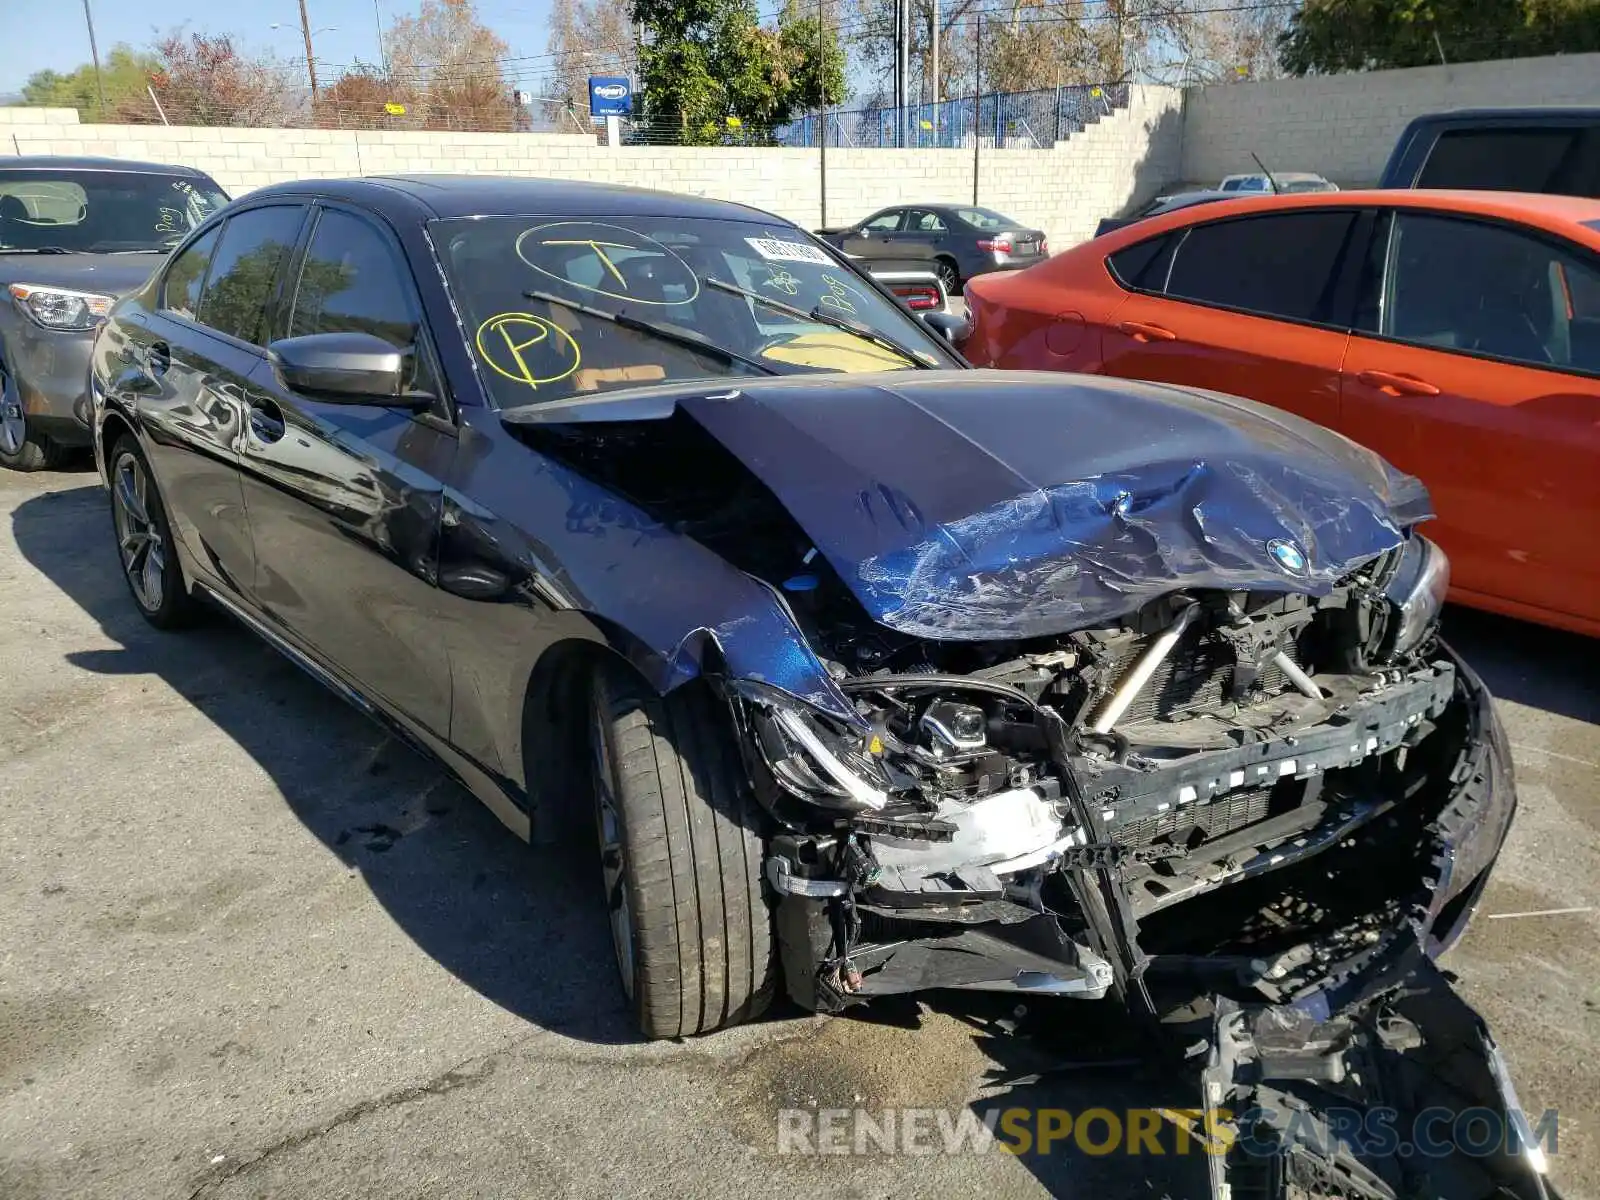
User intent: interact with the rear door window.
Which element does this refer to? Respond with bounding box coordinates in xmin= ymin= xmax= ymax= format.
xmin=1377 ymin=211 xmax=1600 ymax=373
xmin=1162 ymin=211 xmax=1359 ymax=324
xmin=1415 ymin=127 xmax=1600 ymax=197
xmin=197 ymin=205 xmax=307 ymax=346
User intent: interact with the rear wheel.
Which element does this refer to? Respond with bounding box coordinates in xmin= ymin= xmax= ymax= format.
xmin=935 ymin=258 xmax=961 ymax=297
xmin=0 ymin=365 xmax=62 ymax=472
xmin=108 ymin=436 xmax=197 ymax=630
xmin=589 ymin=665 xmax=774 ymax=1038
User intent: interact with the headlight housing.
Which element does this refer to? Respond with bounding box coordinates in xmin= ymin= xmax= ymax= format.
xmin=742 ymin=689 xmax=894 ymax=813
xmin=9 ymin=283 xmax=114 ymax=331
xmin=1381 ymin=534 xmax=1450 ymax=658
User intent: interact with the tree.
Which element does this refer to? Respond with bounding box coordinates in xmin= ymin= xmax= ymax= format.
xmin=383 ymin=0 xmax=517 ymax=130
xmin=632 ymin=0 xmax=846 ymax=143
xmin=117 ymin=32 xmax=300 ymax=126
xmin=1279 ymin=0 xmax=1600 ymax=75
xmin=21 ymin=45 xmax=162 ymax=121
xmin=547 ymin=0 xmax=638 ymax=121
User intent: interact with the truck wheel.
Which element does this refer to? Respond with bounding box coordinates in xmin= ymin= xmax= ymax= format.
xmin=589 ymin=665 xmax=774 ymax=1038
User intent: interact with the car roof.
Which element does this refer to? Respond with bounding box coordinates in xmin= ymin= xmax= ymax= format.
xmin=1099 ymin=188 xmax=1600 ymax=245
xmin=244 ymin=175 xmax=790 ymax=225
xmin=0 ymin=155 xmax=218 ymax=177
xmin=1400 ymin=106 xmax=1600 ymax=123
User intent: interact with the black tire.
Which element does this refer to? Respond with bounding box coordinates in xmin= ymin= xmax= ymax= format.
xmin=589 ymin=666 xmax=775 ymax=1039
xmin=107 ymin=435 xmax=198 ymax=630
xmin=935 ymin=258 xmax=961 ymax=297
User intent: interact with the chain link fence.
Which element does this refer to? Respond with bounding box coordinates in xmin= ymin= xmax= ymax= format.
xmin=772 ymin=84 xmax=1130 ymax=150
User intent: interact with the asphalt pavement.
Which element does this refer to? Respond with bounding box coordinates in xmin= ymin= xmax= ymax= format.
xmin=2 ymin=465 xmax=1596 ymax=1199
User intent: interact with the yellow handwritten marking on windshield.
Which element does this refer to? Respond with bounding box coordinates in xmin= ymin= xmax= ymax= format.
xmin=538 ymin=239 xmax=632 ymax=285
xmin=514 ymin=222 xmax=701 ymax=306
xmin=474 ymin=312 xmax=581 ymax=389
xmin=816 ymin=273 xmax=860 ymax=315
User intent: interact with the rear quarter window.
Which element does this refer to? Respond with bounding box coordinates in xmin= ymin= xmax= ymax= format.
xmin=1416 ymin=127 xmax=1600 ymax=197
xmin=1162 ymin=211 xmax=1359 ymax=324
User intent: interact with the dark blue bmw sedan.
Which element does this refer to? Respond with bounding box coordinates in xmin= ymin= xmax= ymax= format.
xmin=87 ymin=175 xmax=1548 ymax=1198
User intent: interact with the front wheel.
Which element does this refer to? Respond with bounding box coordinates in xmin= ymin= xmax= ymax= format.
xmin=589 ymin=666 xmax=775 ymax=1039
xmin=108 ymin=436 xmax=197 ymax=629
xmin=0 ymin=365 xmax=62 ymax=472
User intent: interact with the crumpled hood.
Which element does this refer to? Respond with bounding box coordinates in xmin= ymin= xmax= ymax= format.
xmin=0 ymin=252 xmax=162 ymax=297
xmin=509 ymin=369 xmax=1432 ymax=639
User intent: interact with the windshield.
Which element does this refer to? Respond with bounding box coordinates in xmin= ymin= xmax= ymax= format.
xmin=0 ymin=169 xmax=229 ymax=254
xmin=955 ymin=207 xmax=1019 ymax=229
xmin=434 ymin=215 xmax=953 ymax=406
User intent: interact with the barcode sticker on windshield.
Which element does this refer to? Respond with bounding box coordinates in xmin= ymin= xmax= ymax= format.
xmin=746 ymin=237 xmax=832 ymax=265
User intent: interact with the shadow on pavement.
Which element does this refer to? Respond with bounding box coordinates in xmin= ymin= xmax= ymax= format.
xmin=1444 ymin=604 xmax=1598 ymax=726
xmin=11 ymin=480 xmax=640 ymax=1046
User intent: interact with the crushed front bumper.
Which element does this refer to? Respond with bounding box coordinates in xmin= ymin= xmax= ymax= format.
xmin=765 ymin=643 xmax=1514 ymax=1017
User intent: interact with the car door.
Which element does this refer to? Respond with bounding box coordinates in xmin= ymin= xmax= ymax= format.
xmin=236 ymin=201 xmax=457 ymax=739
xmin=131 ymin=204 xmax=308 ymax=601
xmin=897 ymin=208 xmax=948 ymax=261
xmin=842 ymin=208 xmax=907 ymax=260
xmin=1339 ymin=208 xmax=1600 ymax=630
xmin=1097 ymin=209 xmax=1366 ymax=431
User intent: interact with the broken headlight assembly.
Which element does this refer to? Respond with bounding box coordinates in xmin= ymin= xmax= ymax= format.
xmin=741 ymin=687 xmax=900 ymax=812
xmin=1379 ymin=534 xmax=1450 ymax=659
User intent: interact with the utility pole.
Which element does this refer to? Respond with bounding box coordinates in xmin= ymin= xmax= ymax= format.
xmin=373 ymin=0 xmax=388 ymax=75
xmin=299 ymin=0 xmax=320 ymax=97
xmin=971 ymin=12 xmax=981 ymax=205
xmin=930 ymin=0 xmax=940 ymax=143
xmin=819 ymin=0 xmax=827 ymax=229
xmin=81 ymin=0 xmax=106 ymax=117
xmin=899 ymin=0 xmax=910 ymax=145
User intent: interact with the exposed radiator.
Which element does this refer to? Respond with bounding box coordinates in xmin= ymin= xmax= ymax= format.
xmin=1106 ymin=628 xmax=1303 ymax=725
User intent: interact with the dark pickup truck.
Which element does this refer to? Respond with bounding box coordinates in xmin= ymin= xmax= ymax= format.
xmin=1379 ymin=107 xmax=1600 ymax=197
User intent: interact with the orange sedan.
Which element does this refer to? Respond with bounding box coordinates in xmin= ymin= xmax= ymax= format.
xmin=964 ymin=190 xmax=1600 ymax=638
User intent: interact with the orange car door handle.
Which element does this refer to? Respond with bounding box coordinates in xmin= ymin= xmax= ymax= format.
xmin=1115 ymin=320 xmax=1177 ymax=343
xmin=1356 ymin=369 xmax=1441 ymax=397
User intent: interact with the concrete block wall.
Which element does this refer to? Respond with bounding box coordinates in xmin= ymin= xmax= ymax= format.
xmin=0 ymin=91 xmax=1183 ymax=252
xmin=1180 ymin=51 xmax=1600 ymax=188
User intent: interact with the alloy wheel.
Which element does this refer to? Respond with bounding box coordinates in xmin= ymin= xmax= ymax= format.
xmin=0 ymin=366 xmax=24 ymax=457
xmin=937 ymin=262 xmax=960 ymax=297
xmin=111 ymin=451 xmax=167 ymax=613
xmin=591 ymin=697 xmax=636 ymax=1000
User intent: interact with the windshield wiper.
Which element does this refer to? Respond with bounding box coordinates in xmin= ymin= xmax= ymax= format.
xmin=0 ymin=246 xmax=77 ymax=255
xmin=522 ymin=289 xmax=777 ymax=377
xmin=704 ymin=276 xmax=933 ymax=369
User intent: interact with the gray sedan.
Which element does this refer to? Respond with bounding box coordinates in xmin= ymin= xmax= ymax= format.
xmin=818 ymin=204 xmax=1047 ymax=295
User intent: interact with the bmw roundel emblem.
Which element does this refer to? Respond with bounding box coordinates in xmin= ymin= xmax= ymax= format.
xmin=1267 ymin=538 xmax=1308 ymax=574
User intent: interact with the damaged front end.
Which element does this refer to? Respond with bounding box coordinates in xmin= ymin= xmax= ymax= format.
xmin=740 ymin=528 xmax=1512 ymax=1014
xmin=502 ymin=371 xmax=1530 ymax=1194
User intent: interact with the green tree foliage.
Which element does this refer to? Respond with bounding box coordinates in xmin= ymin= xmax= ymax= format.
xmin=632 ymin=0 xmax=846 ymax=142
xmin=20 ymin=45 xmax=161 ymax=121
xmin=1280 ymin=0 xmax=1600 ymax=74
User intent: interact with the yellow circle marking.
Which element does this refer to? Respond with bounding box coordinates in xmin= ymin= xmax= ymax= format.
xmin=514 ymin=221 xmax=701 ymax=306
xmin=474 ymin=312 xmax=581 ymax=390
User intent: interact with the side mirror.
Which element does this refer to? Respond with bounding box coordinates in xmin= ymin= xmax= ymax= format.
xmin=267 ymin=332 xmax=414 ymax=403
xmin=920 ymin=310 xmax=970 ymax=345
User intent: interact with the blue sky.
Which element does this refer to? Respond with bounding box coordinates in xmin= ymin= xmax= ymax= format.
xmin=0 ymin=0 xmax=562 ymax=93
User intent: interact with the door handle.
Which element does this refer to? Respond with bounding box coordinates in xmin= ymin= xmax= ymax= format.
xmin=1115 ymin=320 xmax=1177 ymax=343
xmin=1356 ymin=369 xmax=1440 ymax=397
xmin=247 ymin=398 xmax=286 ymax=444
